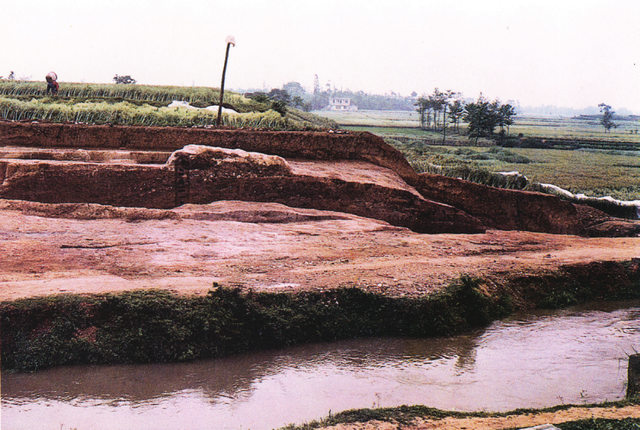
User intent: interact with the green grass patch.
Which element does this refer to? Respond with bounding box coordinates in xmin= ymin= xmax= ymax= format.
xmin=0 ymin=80 xmax=238 ymax=106
xmin=1 ymin=276 xmax=512 ymax=372
xmin=3 ymin=262 xmax=639 ymax=373
xmin=385 ymin=137 xmax=640 ymax=203
xmin=314 ymin=110 xmax=640 ymax=144
xmin=315 ymin=110 xmax=640 ymax=203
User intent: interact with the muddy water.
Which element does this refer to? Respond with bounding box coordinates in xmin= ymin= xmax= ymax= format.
xmin=2 ymin=301 xmax=639 ymax=430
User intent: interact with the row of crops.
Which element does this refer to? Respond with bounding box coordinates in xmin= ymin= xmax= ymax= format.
xmin=0 ymin=80 xmax=330 ymax=130
xmin=0 ymin=97 xmax=297 ymax=129
xmin=0 ymin=80 xmax=248 ymax=106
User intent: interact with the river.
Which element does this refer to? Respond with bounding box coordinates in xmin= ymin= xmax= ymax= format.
xmin=2 ymin=301 xmax=639 ymax=430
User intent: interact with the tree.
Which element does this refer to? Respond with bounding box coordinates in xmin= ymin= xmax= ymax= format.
xmin=282 ymin=82 xmax=311 ymax=111
xmin=267 ymin=88 xmax=291 ymax=103
xmin=598 ymin=103 xmax=617 ymax=133
xmin=447 ymin=99 xmax=465 ymax=133
xmin=463 ymin=94 xmax=499 ymax=144
xmin=245 ymin=90 xmax=288 ymax=116
xmin=438 ymin=90 xmax=458 ymax=143
xmin=283 ymin=82 xmax=306 ymax=99
xmin=291 ymin=96 xmax=311 ymax=111
xmin=415 ymin=96 xmax=429 ymax=129
xmin=461 ymin=96 xmax=517 ymax=144
xmin=496 ymin=103 xmax=517 ymax=136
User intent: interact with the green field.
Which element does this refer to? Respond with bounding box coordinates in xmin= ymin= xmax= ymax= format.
xmin=315 ymin=110 xmax=640 ymax=203
xmin=0 ymin=80 xmax=335 ymax=130
xmin=316 ymin=109 xmax=640 ymax=143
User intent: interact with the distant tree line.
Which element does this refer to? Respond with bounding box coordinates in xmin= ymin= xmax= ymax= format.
xmin=314 ymin=89 xmax=416 ymax=111
xmin=246 ymin=77 xmax=418 ymax=113
xmin=270 ymin=80 xmax=518 ymax=142
xmin=415 ymin=88 xmax=517 ymax=143
xmin=250 ymin=79 xmax=626 ymax=139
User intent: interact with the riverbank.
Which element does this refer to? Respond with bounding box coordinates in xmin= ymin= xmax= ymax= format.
xmin=4 ymin=299 xmax=639 ymax=430
xmin=2 ymin=258 xmax=639 ymax=372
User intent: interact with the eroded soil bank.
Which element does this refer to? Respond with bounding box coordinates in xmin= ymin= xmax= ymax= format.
xmin=3 ymin=121 xmax=639 ymax=237
xmin=1 ymin=199 xmax=639 ymax=302
xmin=2 ymin=123 xmax=639 ymax=428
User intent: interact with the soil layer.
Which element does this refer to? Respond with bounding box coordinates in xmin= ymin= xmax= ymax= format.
xmin=1 ymin=199 xmax=639 ymax=302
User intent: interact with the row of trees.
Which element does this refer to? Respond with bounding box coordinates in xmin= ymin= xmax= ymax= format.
xmin=278 ymin=80 xmax=519 ymax=142
xmin=415 ymin=89 xmax=517 ymax=143
xmin=247 ymin=80 xmax=416 ymax=114
xmin=260 ymin=79 xmax=618 ymax=138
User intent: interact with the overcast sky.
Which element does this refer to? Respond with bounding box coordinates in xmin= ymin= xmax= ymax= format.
xmin=3 ymin=0 xmax=639 ymax=112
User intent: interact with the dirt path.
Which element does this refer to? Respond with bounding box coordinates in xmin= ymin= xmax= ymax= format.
xmin=1 ymin=199 xmax=638 ymax=302
xmin=320 ymin=405 xmax=640 ymax=430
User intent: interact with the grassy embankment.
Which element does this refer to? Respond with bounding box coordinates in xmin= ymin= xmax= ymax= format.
xmin=314 ymin=109 xmax=640 ymax=218
xmin=0 ymin=79 xmax=336 ymax=130
xmin=2 ymin=268 xmax=638 ymax=428
xmin=0 ymin=277 xmax=511 ymax=372
xmin=3 ymin=260 xmax=639 ymax=373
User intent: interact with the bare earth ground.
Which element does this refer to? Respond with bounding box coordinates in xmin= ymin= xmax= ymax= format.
xmin=1 ymin=199 xmax=638 ymax=302
xmin=321 ymin=406 xmax=640 ymax=430
xmin=1 ymin=156 xmax=639 ymax=428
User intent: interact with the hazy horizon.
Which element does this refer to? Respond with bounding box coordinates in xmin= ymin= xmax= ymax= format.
xmin=4 ymin=0 xmax=639 ymax=114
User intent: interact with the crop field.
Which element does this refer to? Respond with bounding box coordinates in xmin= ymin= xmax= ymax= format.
xmin=316 ymin=109 xmax=640 ymax=141
xmin=0 ymin=80 xmax=244 ymax=106
xmin=314 ymin=109 xmax=421 ymax=128
xmin=315 ymin=109 xmax=640 ymax=203
xmin=512 ymin=115 xmax=640 ymax=140
xmin=0 ymin=80 xmax=334 ymax=130
xmin=396 ymin=143 xmax=640 ymax=200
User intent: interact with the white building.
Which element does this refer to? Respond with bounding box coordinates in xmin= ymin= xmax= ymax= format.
xmin=328 ymin=97 xmax=358 ymax=111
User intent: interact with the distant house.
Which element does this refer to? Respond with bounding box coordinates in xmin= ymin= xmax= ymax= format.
xmin=328 ymin=97 xmax=358 ymax=111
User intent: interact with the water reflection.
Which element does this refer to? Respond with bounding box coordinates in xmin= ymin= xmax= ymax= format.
xmin=2 ymin=301 xmax=639 ymax=430
xmin=2 ymin=335 xmax=483 ymax=402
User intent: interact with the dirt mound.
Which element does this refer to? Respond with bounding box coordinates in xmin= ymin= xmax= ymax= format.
xmin=0 ymin=199 xmax=357 ymax=223
xmin=1 ymin=120 xmax=638 ymax=236
xmin=166 ymin=144 xmax=293 ymax=176
xmin=0 ymin=121 xmax=417 ymax=178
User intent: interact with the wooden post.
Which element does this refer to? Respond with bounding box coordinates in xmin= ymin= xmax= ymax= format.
xmin=628 ymin=354 xmax=640 ymax=399
xmin=216 ymin=36 xmax=235 ymax=127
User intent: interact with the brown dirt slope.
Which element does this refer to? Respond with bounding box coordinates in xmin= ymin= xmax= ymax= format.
xmin=1 ymin=120 xmax=638 ymax=236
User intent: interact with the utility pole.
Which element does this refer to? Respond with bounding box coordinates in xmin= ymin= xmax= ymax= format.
xmin=216 ymin=35 xmax=236 ymax=127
